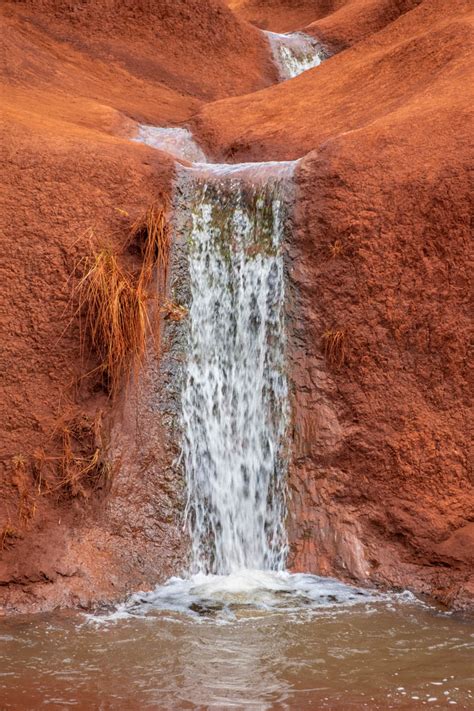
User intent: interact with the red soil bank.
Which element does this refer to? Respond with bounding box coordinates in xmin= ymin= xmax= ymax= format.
xmin=193 ymin=0 xmax=473 ymax=161
xmin=226 ymin=0 xmax=334 ymax=32
xmin=1 ymin=0 xmax=473 ymax=611
xmin=227 ymin=0 xmax=421 ymax=47
xmin=304 ymin=0 xmax=423 ymax=49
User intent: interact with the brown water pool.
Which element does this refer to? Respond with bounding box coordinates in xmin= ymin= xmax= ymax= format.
xmin=1 ymin=579 xmax=472 ymax=710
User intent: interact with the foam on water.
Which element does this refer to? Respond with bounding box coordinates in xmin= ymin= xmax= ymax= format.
xmin=264 ymin=31 xmax=327 ymax=80
xmin=112 ymin=570 xmax=378 ymax=620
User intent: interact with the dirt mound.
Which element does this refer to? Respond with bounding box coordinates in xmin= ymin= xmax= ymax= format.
xmin=193 ymin=0 xmax=473 ymax=161
xmin=226 ymin=0 xmax=421 ymax=44
xmin=226 ymin=0 xmax=341 ymax=31
xmin=8 ymin=0 xmax=276 ymax=101
xmin=305 ymin=0 xmax=423 ymax=49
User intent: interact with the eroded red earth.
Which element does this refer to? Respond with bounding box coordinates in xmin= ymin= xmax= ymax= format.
xmin=0 ymin=0 xmax=473 ymax=613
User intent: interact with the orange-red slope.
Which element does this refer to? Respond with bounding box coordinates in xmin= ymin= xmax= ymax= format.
xmin=226 ymin=0 xmax=338 ymax=31
xmin=226 ymin=0 xmax=421 ymax=45
xmin=0 ymin=0 xmax=278 ymax=611
xmin=193 ymin=0 xmax=473 ymax=161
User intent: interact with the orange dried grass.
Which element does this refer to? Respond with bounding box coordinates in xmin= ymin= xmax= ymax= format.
xmin=34 ymin=411 xmax=110 ymax=498
xmin=0 ymin=523 xmax=18 ymax=551
xmin=54 ymin=415 xmax=109 ymax=496
xmin=128 ymin=204 xmax=171 ymax=293
xmin=76 ymin=204 xmax=170 ymax=394
xmin=77 ymin=247 xmax=148 ymax=393
xmin=162 ymin=300 xmax=188 ymax=322
xmin=329 ymin=239 xmax=344 ymax=258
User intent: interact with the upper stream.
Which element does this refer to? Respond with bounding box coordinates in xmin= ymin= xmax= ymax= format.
xmin=264 ymin=31 xmax=327 ymax=79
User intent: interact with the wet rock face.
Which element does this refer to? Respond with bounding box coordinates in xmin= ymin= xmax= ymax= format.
xmin=285 ymin=141 xmax=473 ymax=609
xmin=103 ymin=239 xmax=191 ymax=600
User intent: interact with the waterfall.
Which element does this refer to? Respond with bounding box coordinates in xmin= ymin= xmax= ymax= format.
xmin=121 ymin=127 xmax=374 ymax=613
xmin=264 ymin=31 xmax=327 ymax=79
xmin=176 ymin=162 xmax=295 ymax=575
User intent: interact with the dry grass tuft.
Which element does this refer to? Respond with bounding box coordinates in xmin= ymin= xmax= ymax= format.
xmin=18 ymin=491 xmax=37 ymax=526
xmin=322 ymin=329 xmax=346 ymax=367
xmin=6 ymin=415 xmax=109 ymax=537
xmin=12 ymin=454 xmax=27 ymax=474
xmin=76 ymin=247 xmax=149 ymax=394
xmin=162 ymin=300 xmax=188 ymax=322
xmin=76 ymin=203 xmax=170 ymax=395
xmin=54 ymin=413 xmax=110 ymax=497
xmin=128 ymin=203 xmax=170 ymax=292
xmin=329 ymin=239 xmax=344 ymax=258
xmin=0 ymin=523 xmax=18 ymax=551
xmin=34 ymin=411 xmax=110 ymax=498
xmin=11 ymin=454 xmax=38 ymax=525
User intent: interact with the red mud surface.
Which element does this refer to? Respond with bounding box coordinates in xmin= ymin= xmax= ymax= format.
xmin=1 ymin=0 xmax=473 ymax=613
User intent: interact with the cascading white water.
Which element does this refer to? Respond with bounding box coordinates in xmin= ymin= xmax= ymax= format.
xmin=264 ymin=31 xmax=327 ymax=80
xmin=121 ymin=126 xmax=375 ymax=614
xmin=177 ymin=162 xmax=295 ymax=575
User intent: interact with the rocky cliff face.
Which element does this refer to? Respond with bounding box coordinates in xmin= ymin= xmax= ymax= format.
xmin=1 ymin=0 xmax=472 ymax=612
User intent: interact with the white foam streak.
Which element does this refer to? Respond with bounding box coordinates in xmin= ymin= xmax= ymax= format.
xmin=133 ymin=125 xmax=207 ymax=162
xmin=116 ymin=570 xmax=378 ymax=620
xmin=265 ymin=31 xmax=326 ymax=80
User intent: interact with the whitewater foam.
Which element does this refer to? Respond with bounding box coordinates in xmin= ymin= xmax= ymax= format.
xmin=264 ymin=31 xmax=327 ymax=80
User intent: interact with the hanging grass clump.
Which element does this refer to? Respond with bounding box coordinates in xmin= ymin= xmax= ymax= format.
xmin=128 ymin=203 xmax=171 ymax=293
xmin=75 ymin=204 xmax=170 ymax=395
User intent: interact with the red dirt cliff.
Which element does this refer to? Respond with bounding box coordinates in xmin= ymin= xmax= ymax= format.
xmin=1 ymin=0 xmax=472 ymax=612
xmin=218 ymin=0 xmax=474 ymax=607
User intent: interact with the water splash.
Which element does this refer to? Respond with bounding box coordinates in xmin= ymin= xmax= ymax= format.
xmin=133 ymin=125 xmax=207 ymax=162
xmin=117 ymin=570 xmax=378 ymax=619
xmin=265 ymin=31 xmax=327 ymax=80
xmin=176 ymin=162 xmax=295 ymax=575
